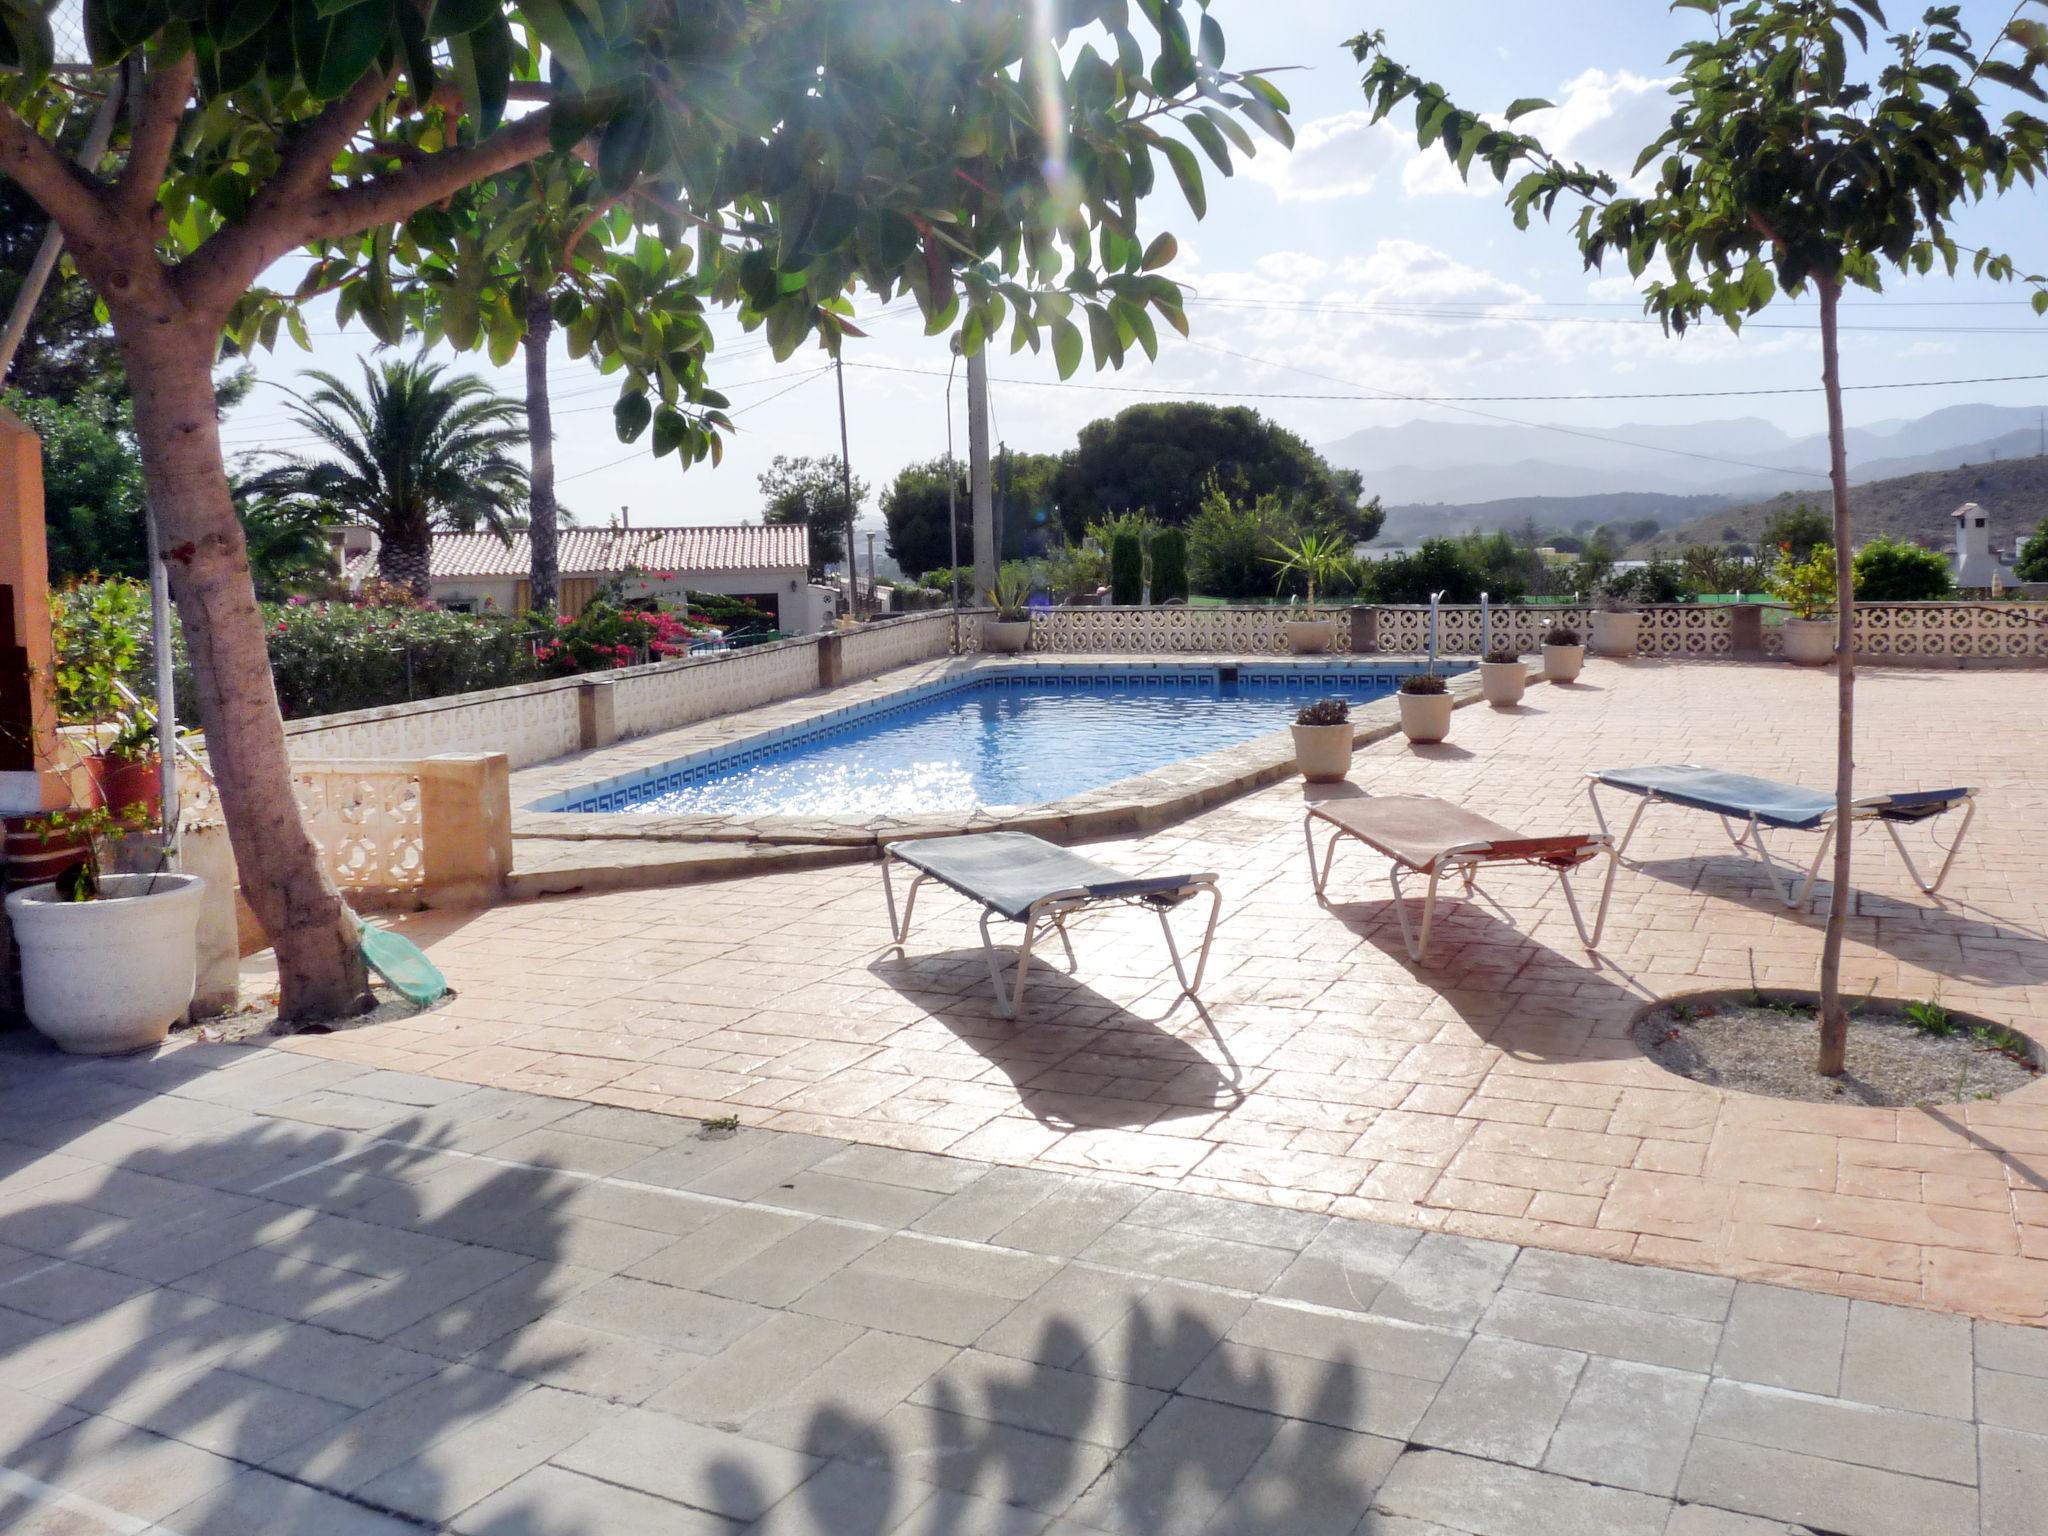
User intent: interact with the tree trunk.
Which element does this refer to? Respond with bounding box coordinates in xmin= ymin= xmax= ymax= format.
xmin=1816 ymin=277 xmax=1856 ymax=1077
xmin=523 ymin=280 xmax=559 ymax=614
xmin=376 ymin=534 xmax=432 ymax=599
xmin=122 ymin=320 xmax=367 ymax=1022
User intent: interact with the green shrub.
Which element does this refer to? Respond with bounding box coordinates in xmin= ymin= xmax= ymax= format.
xmin=1149 ymin=527 xmax=1189 ymax=603
xmin=1767 ymin=544 xmax=1837 ymax=620
xmin=1852 ymin=537 xmax=1954 ymax=601
xmin=52 ymin=579 xmax=153 ymax=727
xmin=251 ymin=601 xmax=542 ymax=717
xmin=1366 ymin=538 xmax=1491 ymax=604
xmin=1604 ymin=558 xmax=1693 ymax=604
xmin=1187 ymin=489 xmax=1290 ymax=599
xmin=1110 ymin=531 xmax=1144 ymax=604
xmin=2018 ymin=519 xmax=2048 ymax=582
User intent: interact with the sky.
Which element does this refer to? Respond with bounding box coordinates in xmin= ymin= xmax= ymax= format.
xmin=215 ymin=1 xmax=2048 ymax=535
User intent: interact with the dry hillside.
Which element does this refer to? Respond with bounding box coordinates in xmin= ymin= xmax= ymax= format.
xmin=1644 ymin=453 xmax=2048 ymax=554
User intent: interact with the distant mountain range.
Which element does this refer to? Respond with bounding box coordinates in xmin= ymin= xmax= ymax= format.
xmin=1330 ymin=403 xmax=2048 ymax=535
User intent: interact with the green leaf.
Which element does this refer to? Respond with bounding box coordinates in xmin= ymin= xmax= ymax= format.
xmin=1183 ymin=111 xmax=1232 ymax=172
xmin=1051 ymin=316 xmax=1083 ymax=378
xmin=2034 ymin=288 xmax=2048 ymax=316
xmin=389 ymin=0 xmax=434 ymax=103
xmin=1504 ymin=97 xmax=1553 ymax=121
xmin=595 ymin=98 xmax=654 ymax=190
xmin=446 ymin=9 xmax=511 ymax=132
xmin=517 ymin=0 xmax=589 ymax=84
xmin=614 ymin=391 xmax=651 ymax=440
xmin=1980 ymin=59 xmax=2047 ymax=103
xmin=1140 ymin=231 xmax=1177 ymax=271
xmin=0 ymin=1 xmax=53 ymax=81
xmin=428 ymin=0 xmax=491 ymax=36
xmin=291 ymin=0 xmax=388 ymax=100
xmin=1160 ymin=137 xmax=1206 ymax=217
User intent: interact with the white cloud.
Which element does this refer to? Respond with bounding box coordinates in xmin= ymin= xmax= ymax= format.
xmin=1240 ymin=111 xmax=1409 ymax=203
xmin=1400 ymin=67 xmax=1676 ymax=200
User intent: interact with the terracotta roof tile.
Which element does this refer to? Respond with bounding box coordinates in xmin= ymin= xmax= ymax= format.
xmin=340 ymin=524 xmax=809 ymax=583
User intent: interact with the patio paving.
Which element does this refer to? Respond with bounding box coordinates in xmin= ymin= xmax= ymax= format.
xmin=3 ymin=1038 xmax=2045 ymax=1535
xmin=252 ymin=658 xmax=2048 ymax=1327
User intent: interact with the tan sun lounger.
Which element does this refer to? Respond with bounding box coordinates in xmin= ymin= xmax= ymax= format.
xmin=1304 ymin=796 xmax=1619 ymax=963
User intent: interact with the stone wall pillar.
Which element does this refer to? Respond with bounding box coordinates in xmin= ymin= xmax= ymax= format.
xmin=817 ymin=632 xmax=844 ymax=690
xmin=1348 ymin=606 xmax=1379 ymax=655
xmin=1727 ymin=604 xmax=1765 ymax=659
xmin=576 ymin=680 xmax=616 ymax=752
xmin=418 ymin=753 xmax=513 ymax=908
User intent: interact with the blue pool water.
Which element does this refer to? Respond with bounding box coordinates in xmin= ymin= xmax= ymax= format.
xmin=544 ymin=664 xmax=1450 ymax=819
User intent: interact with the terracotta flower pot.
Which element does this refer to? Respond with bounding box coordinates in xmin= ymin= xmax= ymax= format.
xmin=97 ymin=755 xmax=163 ymax=821
xmin=1291 ymin=723 xmax=1353 ymax=783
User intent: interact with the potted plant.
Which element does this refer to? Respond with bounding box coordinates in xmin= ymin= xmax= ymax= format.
xmin=1479 ymin=643 xmax=1527 ymax=706
xmin=1398 ymin=671 xmax=1454 ymax=743
xmin=1768 ymin=544 xmax=1837 ymax=665
xmin=95 ymin=706 xmax=164 ymax=822
xmin=1268 ymin=531 xmax=1352 ymax=654
xmin=1541 ymin=623 xmax=1586 ymax=682
xmin=1589 ymin=580 xmax=1642 ymax=656
xmin=5 ymin=802 xmax=206 ymax=1055
xmin=979 ymin=565 xmax=1033 ymax=653
xmin=1291 ymin=696 xmax=1353 ymax=782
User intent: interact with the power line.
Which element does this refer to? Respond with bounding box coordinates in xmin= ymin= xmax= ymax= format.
xmin=1180 ymin=294 xmax=2048 ymax=335
xmin=553 ymin=363 xmax=835 ymax=486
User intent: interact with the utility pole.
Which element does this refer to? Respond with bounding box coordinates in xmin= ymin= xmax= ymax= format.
xmin=866 ymin=531 xmax=878 ymax=613
xmin=967 ymin=345 xmax=995 ymax=602
xmin=834 ymin=355 xmax=859 ymax=617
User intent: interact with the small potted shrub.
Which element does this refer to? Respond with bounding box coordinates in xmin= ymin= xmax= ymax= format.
xmin=1590 ymin=583 xmax=1642 ymax=657
xmin=1268 ymin=532 xmax=1351 ymax=654
xmin=4 ymin=802 xmax=207 ymax=1055
xmin=95 ymin=706 xmax=164 ymax=822
xmin=979 ymin=564 xmax=1033 ymax=653
xmin=1541 ymin=623 xmax=1586 ymax=682
xmin=1479 ymin=643 xmax=1527 ymax=706
xmin=1768 ymin=544 xmax=1837 ymax=665
xmin=1291 ymin=696 xmax=1353 ymax=782
xmin=1398 ymin=671 xmax=1453 ymax=743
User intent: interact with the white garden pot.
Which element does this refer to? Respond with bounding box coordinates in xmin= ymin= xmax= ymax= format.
xmin=1479 ymin=660 xmax=1527 ymax=706
xmin=1543 ymin=642 xmax=1586 ymax=682
xmin=1284 ymin=619 xmax=1339 ymax=655
xmin=1399 ymin=692 xmax=1455 ymax=744
xmin=6 ymin=873 xmax=206 ymax=1055
xmin=1290 ymin=723 xmax=1354 ymax=783
xmin=1590 ymin=610 xmax=1641 ymax=657
xmin=1780 ymin=617 xmax=1835 ymax=666
xmin=979 ymin=617 xmax=1031 ymax=654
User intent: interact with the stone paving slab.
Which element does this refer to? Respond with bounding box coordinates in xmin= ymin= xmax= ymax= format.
xmin=1 ymin=1038 xmax=2044 ymax=1535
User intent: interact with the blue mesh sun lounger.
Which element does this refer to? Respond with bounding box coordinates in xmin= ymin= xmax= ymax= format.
xmin=881 ymin=831 xmax=1221 ymax=1017
xmin=1585 ymin=764 xmax=1976 ymax=909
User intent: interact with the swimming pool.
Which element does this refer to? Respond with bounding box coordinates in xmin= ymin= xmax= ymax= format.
xmin=538 ymin=662 xmax=1455 ymax=819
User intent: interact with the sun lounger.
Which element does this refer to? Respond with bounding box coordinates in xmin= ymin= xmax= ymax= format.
xmin=1304 ymin=796 xmax=1618 ymax=963
xmin=882 ymin=831 xmax=1222 ymax=1017
xmin=1584 ymin=764 xmax=1976 ymax=909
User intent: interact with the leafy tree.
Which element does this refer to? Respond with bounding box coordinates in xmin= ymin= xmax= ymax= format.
xmin=1053 ymin=402 xmax=1374 ymax=540
xmin=758 ymin=454 xmax=864 ymax=579
xmin=998 ymin=449 xmax=1065 ymax=560
xmin=0 ymin=0 xmax=1288 ymax=1020
xmin=1605 ymin=558 xmax=1693 ymax=604
xmin=1109 ymin=529 xmax=1144 ymax=604
xmin=1186 ymin=488 xmax=1292 ymax=599
xmin=4 ymin=388 xmax=146 ymax=579
xmin=237 ymin=495 xmax=339 ymax=602
xmin=0 ymin=107 xmax=126 ymax=399
xmin=2017 ymin=519 xmax=2048 ymax=582
xmin=241 ymin=358 xmax=529 ymax=598
xmin=1365 ymin=538 xmax=1491 ymax=604
xmin=1762 ymin=502 xmax=1836 ymax=566
xmin=1149 ymin=526 xmax=1189 ymax=603
xmin=1357 ymin=0 xmax=2046 ymax=1074
xmin=882 ymin=456 xmax=970 ymax=581
xmin=1852 ymin=535 xmax=1954 ymax=601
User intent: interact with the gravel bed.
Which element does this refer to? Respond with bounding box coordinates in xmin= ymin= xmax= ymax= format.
xmin=1634 ymin=996 xmax=2039 ymax=1107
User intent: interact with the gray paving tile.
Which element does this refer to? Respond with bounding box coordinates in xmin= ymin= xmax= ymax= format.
xmin=553 ymin=1405 xmax=823 ymax=1521
xmin=1541 ymin=1358 xmax=1707 ymax=1497
xmin=174 ymin=1246 xmax=385 ymax=1322
xmin=102 ymin=1361 xmax=356 ymax=1463
xmin=1661 ymin=1507 xmax=1813 ymax=1535
xmin=1122 ymin=1189 xmax=1326 ymax=1252
xmin=561 ymin=1179 xmax=725 ymax=1237
xmin=733 ymin=1328 xmax=962 ymax=1456
xmin=857 ymin=1233 xmax=1062 ymax=1301
xmin=1713 ymin=1282 xmax=1848 ymax=1396
xmin=1676 ymin=1436 xmax=1977 ymax=1536
xmin=989 ymin=1179 xmax=1148 ymax=1258
xmin=0 ymin=1257 xmax=150 ymax=1323
xmin=815 ymin=1144 xmax=990 ymax=1195
xmin=1369 ymin=1233 xmax=1516 ymax=1331
xmin=743 ymin=1456 xmax=932 ymax=1536
xmin=1091 ymin=1282 xmax=1255 ymax=1391
xmin=914 ymin=1165 xmax=1074 ymax=1242
xmin=704 ymin=1219 xmax=888 ymax=1307
xmin=337 ymin=1069 xmax=484 ymax=1108
xmin=613 ymin=1128 xmax=762 ymax=1189
xmin=1980 ymin=1366 xmax=2048 ymax=1437
xmin=264 ymin=1363 xmax=533 ymax=1492
xmin=1838 ymin=1299 xmax=1974 ymax=1419
xmin=1180 ymin=1338 xmax=1442 ymax=1441
xmin=1480 ymin=1287 xmax=1720 ymax=1373
xmin=1197 ymin=1419 xmax=1404 ymax=1536
xmin=1063 ymin=1394 xmax=1279 ymax=1536
xmin=1979 ymin=1425 xmax=2048 ymax=1536
xmin=1980 ymin=1319 xmax=2048 ymax=1382
xmin=1505 ymin=1247 xmax=1734 ymax=1323
xmin=486 ymin=1125 xmax=660 ymax=1177
xmin=907 ymin=1347 xmax=1167 ymax=1450
xmin=645 ymin=1310 xmax=867 ymax=1430
xmin=0 ymin=1383 xmax=82 ymax=1457
xmin=1373 ymin=1446 xmax=1670 ymax=1536
xmin=9 ymin=1417 xmax=244 ymax=1525
xmin=870 ymin=1399 xmax=1113 ymax=1516
xmin=886 ymin=1487 xmax=1053 ymax=1536
xmin=1231 ymin=1300 xmax=1468 ymax=1383
xmin=1268 ymin=1220 xmax=1423 ymax=1314
xmin=793 ymin=1265 xmax=1025 ymax=1348
xmin=554 ymin=1273 xmax=773 ymax=1354
xmin=483 ymin=1317 xmax=700 ymax=1403
xmin=1076 ymin=1221 xmax=1296 ymax=1291
xmin=548 ymin=1103 xmax=706 ymax=1148
xmin=975 ymin=1262 xmax=1152 ymax=1370
xmin=679 ymin=1133 xmax=849 ymax=1201
xmin=159 ymin=1466 xmax=421 ymax=1535
xmin=387 ymin=1260 xmax=607 ymax=1362
xmin=627 ymin=1205 xmax=812 ymax=1290
xmin=455 ymin=1463 xmax=738 ymax=1536
xmin=1697 ymin=1377 xmax=1978 ymax=1485
xmin=756 ymin=1170 xmax=949 ymax=1228
xmin=357 ymin=1383 xmax=620 ymax=1523
xmin=221 ymin=1321 xmax=444 ymax=1410
xmin=1413 ymin=1336 xmax=1583 ymax=1465
xmin=320 ymin=1242 xmax=536 ymax=1341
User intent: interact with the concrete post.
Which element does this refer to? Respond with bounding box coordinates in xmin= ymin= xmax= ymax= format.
xmin=967 ymin=348 xmax=995 ymax=604
xmin=418 ymin=753 xmax=512 ymax=908
xmin=0 ymin=408 xmax=61 ymax=815
xmin=576 ymin=680 xmax=616 ymax=752
xmin=1349 ymin=606 xmax=1380 ymax=655
xmin=176 ymin=822 xmax=243 ymax=1018
xmin=817 ymin=632 xmax=844 ymax=690
xmin=1727 ymin=604 xmax=1764 ymax=659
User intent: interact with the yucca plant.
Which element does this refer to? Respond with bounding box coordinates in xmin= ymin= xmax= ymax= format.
xmin=1267 ymin=531 xmax=1354 ymax=619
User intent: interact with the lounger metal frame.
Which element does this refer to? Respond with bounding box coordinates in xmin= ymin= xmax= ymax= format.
xmin=1304 ymin=809 xmax=1619 ymax=964
xmin=1584 ymin=773 xmax=1977 ymax=910
xmin=881 ymin=850 xmax=1223 ymax=1018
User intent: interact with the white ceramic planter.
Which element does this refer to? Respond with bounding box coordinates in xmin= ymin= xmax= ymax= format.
xmin=1543 ymin=642 xmax=1586 ymax=682
xmin=1291 ymin=723 xmax=1354 ymax=783
xmin=1780 ymin=617 xmax=1835 ymax=666
xmin=1399 ymin=692 xmax=1454 ymax=744
xmin=1479 ymin=660 xmax=1527 ymax=706
xmin=979 ymin=617 xmax=1031 ymax=653
xmin=1590 ymin=610 xmax=1641 ymax=657
xmin=6 ymin=873 xmax=206 ymax=1055
xmin=1285 ymin=619 xmax=1338 ymax=655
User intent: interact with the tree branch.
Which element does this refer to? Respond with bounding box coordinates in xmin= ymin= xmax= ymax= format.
xmin=305 ymin=107 xmax=558 ymax=244
xmin=116 ymin=52 xmax=196 ymax=217
xmin=0 ymin=101 xmax=116 ymax=242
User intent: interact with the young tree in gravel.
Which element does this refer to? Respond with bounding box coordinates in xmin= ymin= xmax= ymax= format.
xmin=0 ymin=0 xmax=1290 ymax=1019
xmin=1354 ymin=0 xmax=2047 ymax=1075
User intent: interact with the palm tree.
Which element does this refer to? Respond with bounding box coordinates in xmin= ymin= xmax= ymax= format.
xmin=245 ymin=356 xmax=529 ymax=598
